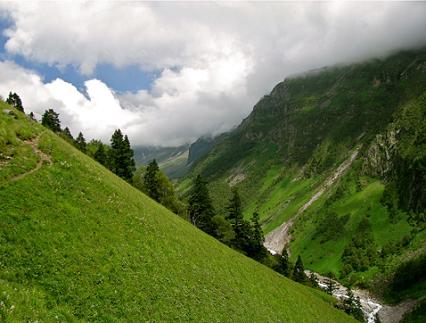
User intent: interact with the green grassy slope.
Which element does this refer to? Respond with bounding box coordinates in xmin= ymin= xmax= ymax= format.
xmin=0 ymin=104 xmax=354 ymax=321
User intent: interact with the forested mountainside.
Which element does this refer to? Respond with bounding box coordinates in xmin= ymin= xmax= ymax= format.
xmin=0 ymin=102 xmax=355 ymax=322
xmin=183 ymin=48 xmax=426 ymax=303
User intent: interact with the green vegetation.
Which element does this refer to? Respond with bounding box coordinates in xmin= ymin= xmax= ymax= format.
xmin=0 ymin=102 xmax=354 ymax=322
xmin=133 ymin=160 xmax=185 ymax=216
xmin=402 ymin=299 xmax=426 ymax=323
xmin=5 ymin=92 xmax=23 ymax=113
xmin=182 ymin=48 xmax=426 ymax=306
xmin=74 ymin=132 xmax=87 ymax=153
xmin=109 ymin=129 xmax=135 ymax=181
xmin=41 ymin=108 xmax=61 ymax=133
xmin=133 ymin=145 xmax=190 ymax=179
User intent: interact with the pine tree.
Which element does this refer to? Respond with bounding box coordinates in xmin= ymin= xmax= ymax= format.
xmin=308 ymin=272 xmax=319 ymax=288
xmin=187 ymin=175 xmax=215 ymax=234
xmin=63 ymin=127 xmax=74 ymax=142
xmin=109 ymin=129 xmax=135 ymax=181
xmin=29 ymin=112 xmax=36 ymax=121
xmin=227 ymin=188 xmax=244 ymax=239
xmin=247 ymin=212 xmax=267 ymax=259
xmin=110 ymin=129 xmax=124 ymax=174
xmin=277 ymin=248 xmax=291 ymax=276
xmin=94 ymin=143 xmax=107 ymax=166
xmin=6 ymin=92 xmax=24 ymax=112
xmin=144 ymin=159 xmax=160 ymax=201
xmin=122 ymin=135 xmax=136 ymax=180
xmin=41 ymin=109 xmax=61 ymax=132
xmin=75 ymin=132 xmax=87 ymax=153
xmin=293 ymin=255 xmax=307 ymax=282
xmin=251 ymin=212 xmax=264 ymax=244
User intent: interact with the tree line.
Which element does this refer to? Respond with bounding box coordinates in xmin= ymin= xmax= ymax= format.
xmin=37 ymin=106 xmax=136 ymax=182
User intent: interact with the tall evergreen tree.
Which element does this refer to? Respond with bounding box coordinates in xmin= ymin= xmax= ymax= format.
xmin=226 ymin=189 xmax=253 ymax=252
xmin=251 ymin=212 xmax=264 ymax=245
xmin=293 ymin=255 xmax=307 ymax=282
xmin=110 ymin=129 xmax=124 ymax=173
xmin=247 ymin=212 xmax=267 ymax=259
xmin=75 ymin=132 xmax=87 ymax=153
xmin=277 ymin=248 xmax=291 ymax=277
xmin=94 ymin=143 xmax=107 ymax=166
xmin=63 ymin=127 xmax=74 ymax=142
xmin=28 ymin=112 xmax=36 ymax=121
xmin=227 ymin=188 xmax=244 ymax=238
xmin=144 ymin=159 xmax=160 ymax=201
xmin=122 ymin=135 xmax=136 ymax=179
xmin=41 ymin=109 xmax=61 ymax=132
xmin=109 ymin=129 xmax=135 ymax=181
xmin=6 ymin=92 xmax=24 ymax=112
xmin=187 ymin=175 xmax=215 ymax=234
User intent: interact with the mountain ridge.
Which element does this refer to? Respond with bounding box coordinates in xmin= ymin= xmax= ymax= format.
xmin=183 ymin=48 xmax=426 ymax=303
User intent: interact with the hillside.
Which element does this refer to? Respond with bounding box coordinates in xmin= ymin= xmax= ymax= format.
xmin=0 ymin=104 xmax=354 ymax=321
xmin=184 ymin=48 xmax=426 ymax=295
xmin=133 ymin=145 xmax=189 ymax=179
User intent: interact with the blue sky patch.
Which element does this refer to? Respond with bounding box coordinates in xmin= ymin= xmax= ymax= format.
xmin=0 ymin=17 xmax=156 ymax=94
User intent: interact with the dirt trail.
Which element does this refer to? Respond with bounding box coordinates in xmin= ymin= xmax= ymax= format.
xmin=10 ymin=135 xmax=52 ymax=182
xmin=264 ymin=146 xmax=360 ymax=254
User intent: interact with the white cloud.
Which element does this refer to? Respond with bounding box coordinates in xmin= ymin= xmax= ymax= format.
xmin=0 ymin=61 xmax=139 ymax=142
xmin=0 ymin=2 xmax=426 ymax=146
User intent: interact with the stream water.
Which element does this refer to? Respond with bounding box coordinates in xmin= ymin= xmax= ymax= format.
xmin=308 ymin=271 xmax=382 ymax=323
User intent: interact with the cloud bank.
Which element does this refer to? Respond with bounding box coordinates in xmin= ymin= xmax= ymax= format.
xmin=1 ymin=2 xmax=426 ymax=146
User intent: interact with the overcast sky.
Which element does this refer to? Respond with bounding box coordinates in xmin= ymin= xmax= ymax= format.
xmin=0 ymin=1 xmax=426 ymax=146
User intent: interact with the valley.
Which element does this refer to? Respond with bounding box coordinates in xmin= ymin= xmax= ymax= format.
xmin=181 ymin=48 xmax=426 ymax=321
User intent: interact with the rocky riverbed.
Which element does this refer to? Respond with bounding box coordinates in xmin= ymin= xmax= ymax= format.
xmin=307 ymin=271 xmax=416 ymax=323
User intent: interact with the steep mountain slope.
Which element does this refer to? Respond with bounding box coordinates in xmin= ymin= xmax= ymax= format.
xmin=133 ymin=145 xmax=189 ymax=179
xmin=185 ymin=49 xmax=426 ymax=292
xmin=0 ymin=104 xmax=354 ymax=321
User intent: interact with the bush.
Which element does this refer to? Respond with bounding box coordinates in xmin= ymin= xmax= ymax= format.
xmin=391 ymin=253 xmax=426 ymax=293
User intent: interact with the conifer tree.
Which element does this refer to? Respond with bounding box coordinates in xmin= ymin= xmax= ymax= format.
xmin=187 ymin=175 xmax=215 ymax=234
xmin=110 ymin=129 xmax=124 ymax=176
xmin=226 ymin=189 xmax=257 ymax=253
xmin=63 ymin=127 xmax=74 ymax=142
xmin=293 ymin=255 xmax=307 ymax=282
xmin=277 ymin=248 xmax=291 ymax=277
xmin=247 ymin=212 xmax=267 ymax=259
xmin=75 ymin=132 xmax=87 ymax=153
xmin=6 ymin=92 xmax=24 ymax=112
xmin=122 ymin=135 xmax=136 ymax=179
xmin=94 ymin=143 xmax=107 ymax=166
xmin=41 ymin=109 xmax=61 ymax=132
xmin=144 ymin=159 xmax=160 ymax=201
xmin=29 ymin=112 xmax=36 ymax=121
xmin=251 ymin=212 xmax=264 ymax=245
xmin=109 ymin=129 xmax=135 ymax=181
xmin=227 ymin=188 xmax=244 ymax=242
